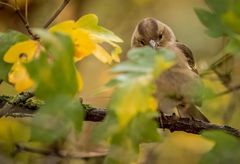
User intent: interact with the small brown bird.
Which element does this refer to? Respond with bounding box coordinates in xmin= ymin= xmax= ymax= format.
xmin=131 ymin=18 xmax=209 ymax=122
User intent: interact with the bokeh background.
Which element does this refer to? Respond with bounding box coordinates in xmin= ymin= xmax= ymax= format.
xmin=0 ymin=0 xmax=239 ymax=163
xmin=0 ymin=0 xmax=224 ymax=104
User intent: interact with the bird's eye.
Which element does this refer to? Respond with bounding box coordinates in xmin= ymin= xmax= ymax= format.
xmin=159 ymin=33 xmax=163 ymax=39
xmin=139 ymin=40 xmax=145 ymax=45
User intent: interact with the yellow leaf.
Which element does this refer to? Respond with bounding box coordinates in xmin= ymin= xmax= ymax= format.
xmin=108 ymin=42 xmax=121 ymax=63
xmin=76 ymin=14 xmax=123 ymax=62
xmin=76 ymin=70 xmax=83 ymax=92
xmin=4 ymin=40 xmax=38 ymax=63
xmin=76 ymin=14 xmax=123 ymax=43
xmin=93 ymin=44 xmax=113 ymax=64
xmin=49 ymin=20 xmax=76 ymax=33
xmin=76 ymin=14 xmax=98 ymax=28
xmin=114 ymin=84 xmax=156 ymax=128
xmin=0 ymin=117 xmax=30 ymax=153
xmin=115 ymin=92 xmax=139 ymax=128
xmin=146 ymin=97 xmax=158 ymax=112
xmin=49 ymin=21 xmax=96 ymax=61
xmin=0 ymin=118 xmax=30 ymax=143
xmin=49 ymin=15 xmax=122 ymax=63
xmin=74 ymin=29 xmax=96 ymax=61
xmin=8 ymin=61 xmax=34 ymax=92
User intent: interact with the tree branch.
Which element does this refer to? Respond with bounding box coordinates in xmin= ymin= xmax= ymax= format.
xmin=0 ymin=93 xmax=240 ymax=137
xmin=43 ymin=0 xmax=70 ymax=28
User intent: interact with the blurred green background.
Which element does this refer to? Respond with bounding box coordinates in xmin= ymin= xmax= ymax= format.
xmin=0 ymin=0 xmax=239 ymax=163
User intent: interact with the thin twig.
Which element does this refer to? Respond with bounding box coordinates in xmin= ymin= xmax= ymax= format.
xmin=0 ymin=1 xmax=15 ymax=9
xmin=15 ymin=8 xmax=39 ymax=40
xmin=222 ymin=98 xmax=237 ymax=124
xmin=215 ymin=84 xmax=240 ymax=97
xmin=14 ymin=143 xmax=107 ymax=160
xmin=0 ymin=0 xmax=38 ymax=40
xmin=43 ymin=0 xmax=70 ymax=28
xmin=25 ymin=0 xmax=29 ymax=23
xmin=200 ymin=53 xmax=233 ymax=77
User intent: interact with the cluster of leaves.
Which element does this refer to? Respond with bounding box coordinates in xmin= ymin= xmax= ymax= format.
xmin=0 ymin=14 xmax=122 ymax=93
xmin=195 ymin=0 xmax=240 ymax=163
xmin=95 ymin=47 xmax=175 ymax=163
xmin=195 ymin=0 xmax=240 ymax=54
xmin=201 ymin=131 xmax=240 ymax=163
xmin=0 ymin=14 xmax=123 ymax=156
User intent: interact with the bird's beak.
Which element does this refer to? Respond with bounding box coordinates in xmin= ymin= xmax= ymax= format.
xmin=149 ymin=40 xmax=157 ymax=49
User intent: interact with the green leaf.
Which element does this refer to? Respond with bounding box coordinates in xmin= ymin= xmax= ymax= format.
xmin=222 ymin=11 xmax=240 ymax=34
xmin=95 ymin=47 xmax=174 ymax=163
xmin=112 ymin=61 xmax=153 ymax=73
xmin=195 ymin=0 xmax=240 ymax=37
xmin=233 ymin=0 xmax=240 ymax=17
xmin=92 ymin=111 xmax=119 ymax=142
xmin=26 ymin=30 xmax=80 ymax=100
xmin=31 ymin=96 xmax=84 ymax=143
xmin=105 ymin=133 xmax=139 ymax=164
xmin=225 ymin=37 xmax=240 ymax=54
xmin=195 ymin=9 xmax=226 ymax=37
xmin=0 ymin=31 xmax=29 ymax=81
xmin=25 ymin=30 xmax=84 ymax=143
xmin=108 ymin=47 xmax=175 ymax=86
xmin=106 ymin=47 xmax=175 ymax=127
xmin=200 ymin=131 xmax=240 ymax=164
xmin=76 ymin=14 xmax=123 ymax=43
xmin=205 ymin=0 xmax=229 ymax=14
xmin=101 ymin=113 xmax=160 ymax=164
xmin=128 ymin=113 xmax=160 ymax=150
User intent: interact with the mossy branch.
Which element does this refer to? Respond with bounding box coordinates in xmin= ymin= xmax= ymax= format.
xmin=0 ymin=92 xmax=240 ymax=137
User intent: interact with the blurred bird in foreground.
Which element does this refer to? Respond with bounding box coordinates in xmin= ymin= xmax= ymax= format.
xmin=131 ymin=18 xmax=209 ymax=122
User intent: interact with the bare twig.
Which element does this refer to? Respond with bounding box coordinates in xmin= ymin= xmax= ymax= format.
xmin=0 ymin=1 xmax=38 ymax=39
xmin=0 ymin=1 xmax=15 ymax=10
xmin=25 ymin=0 xmax=29 ymax=23
xmin=43 ymin=0 xmax=70 ymax=28
xmin=200 ymin=51 xmax=238 ymax=123
xmin=215 ymin=84 xmax=240 ymax=97
xmin=13 ymin=143 xmax=107 ymax=160
xmin=0 ymin=94 xmax=240 ymax=137
xmin=222 ymin=98 xmax=237 ymax=124
xmin=15 ymin=8 xmax=39 ymax=40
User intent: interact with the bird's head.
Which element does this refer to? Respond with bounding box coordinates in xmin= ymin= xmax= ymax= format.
xmin=131 ymin=18 xmax=176 ymax=49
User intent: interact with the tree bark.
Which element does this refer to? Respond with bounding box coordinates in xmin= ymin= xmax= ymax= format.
xmin=0 ymin=92 xmax=240 ymax=137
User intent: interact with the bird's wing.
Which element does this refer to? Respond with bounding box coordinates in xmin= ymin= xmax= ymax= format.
xmin=176 ymin=42 xmax=198 ymax=74
xmin=177 ymin=104 xmax=209 ymax=122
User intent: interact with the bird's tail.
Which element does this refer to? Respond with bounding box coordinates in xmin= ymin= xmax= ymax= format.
xmin=177 ymin=104 xmax=209 ymax=122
